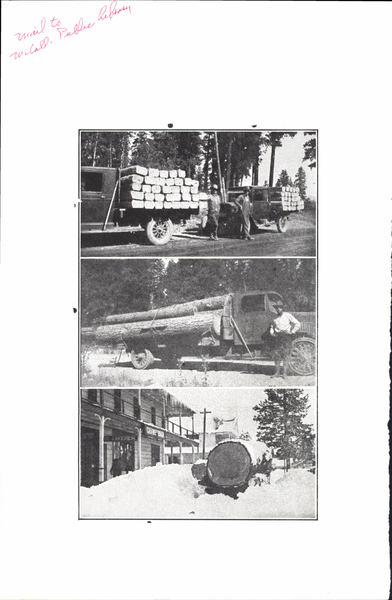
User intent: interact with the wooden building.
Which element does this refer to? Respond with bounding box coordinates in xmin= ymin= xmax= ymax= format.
xmin=80 ymin=389 xmax=199 ymax=487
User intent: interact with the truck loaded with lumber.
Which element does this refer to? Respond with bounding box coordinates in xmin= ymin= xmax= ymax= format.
xmin=81 ymin=163 xmax=305 ymax=245
xmin=191 ymin=439 xmax=273 ymax=498
xmin=81 ymin=165 xmax=208 ymax=245
xmin=213 ymin=185 xmax=305 ymax=237
xmin=83 ymin=290 xmax=315 ymax=376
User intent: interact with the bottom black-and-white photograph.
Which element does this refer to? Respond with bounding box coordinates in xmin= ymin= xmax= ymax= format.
xmin=80 ymin=387 xmax=316 ymax=520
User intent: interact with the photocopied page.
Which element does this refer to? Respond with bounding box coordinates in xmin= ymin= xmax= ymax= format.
xmin=1 ymin=2 xmax=390 ymax=600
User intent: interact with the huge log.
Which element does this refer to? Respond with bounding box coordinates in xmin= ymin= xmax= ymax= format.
xmin=103 ymin=295 xmax=229 ymax=325
xmin=95 ymin=310 xmax=223 ymax=345
xmin=205 ymin=439 xmax=272 ymax=491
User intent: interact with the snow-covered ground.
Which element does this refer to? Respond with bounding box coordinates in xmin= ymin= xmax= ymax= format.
xmin=80 ymin=464 xmax=316 ymax=519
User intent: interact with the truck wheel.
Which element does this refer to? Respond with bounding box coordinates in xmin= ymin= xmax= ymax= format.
xmin=130 ymin=349 xmax=154 ymax=369
xmin=276 ymin=215 xmax=288 ymax=233
xmin=289 ymin=337 xmax=315 ymax=376
xmin=146 ymin=217 xmax=173 ymax=245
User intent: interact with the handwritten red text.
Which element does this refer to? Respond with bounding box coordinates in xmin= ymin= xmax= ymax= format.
xmin=14 ymin=18 xmax=47 ymax=42
xmin=51 ymin=16 xmax=95 ymax=40
xmin=98 ymin=1 xmax=131 ymax=21
xmin=10 ymin=3 xmax=131 ymax=60
xmin=10 ymin=36 xmax=50 ymax=60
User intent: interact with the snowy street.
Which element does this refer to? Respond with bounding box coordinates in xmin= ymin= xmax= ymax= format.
xmin=80 ymin=463 xmax=316 ymax=520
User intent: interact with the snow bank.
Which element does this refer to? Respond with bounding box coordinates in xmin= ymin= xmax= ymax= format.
xmin=80 ymin=464 xmax=316 ymax=519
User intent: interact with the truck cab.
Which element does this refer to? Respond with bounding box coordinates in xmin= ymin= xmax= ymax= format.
xmin=222 ymin=290 xmax=316 ymax=375
xmin=231 ymin=290 xmax=284 ymax=344
xmin=224 ymin=185 xmax=304 ymax=234
xmin=81 ymin=167 xmax=118 ymax=231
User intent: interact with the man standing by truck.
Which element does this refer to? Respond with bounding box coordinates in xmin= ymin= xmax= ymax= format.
xmin=234 ymin=187 xmax=254 ymax=240
xmin=207 ymin=184 xmax=221 ymax=240
xmin=269 ymin=303 xmax=300 ymax=378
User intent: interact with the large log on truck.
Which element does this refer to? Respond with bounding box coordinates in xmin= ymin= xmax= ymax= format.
xmin=102 ymin=295 xmax=229 ymax=325
xmin=193 ymin=439 xmax=272 ymax=497
xmin=95 ymin=310 xmax=222 ymax=346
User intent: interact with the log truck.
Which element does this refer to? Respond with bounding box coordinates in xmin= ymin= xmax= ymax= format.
xmin=83 ymin=290 xmax=316 ymax=376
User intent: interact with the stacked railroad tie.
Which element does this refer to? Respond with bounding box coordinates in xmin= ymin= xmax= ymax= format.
xmin=270 ymin=186 xmax=305 ymax=211
xmin=119 ymin=165 xmax=208 ymax=209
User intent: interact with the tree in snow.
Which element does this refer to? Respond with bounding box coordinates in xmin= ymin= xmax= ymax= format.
xmin=253 ymin=389 xmax=315 ymax=471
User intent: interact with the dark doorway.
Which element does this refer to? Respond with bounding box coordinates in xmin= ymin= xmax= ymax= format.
xmin=151 ymin=444 xmax=160 ymax=466
xmin=81 ymin=427 xmax=99 ymax=487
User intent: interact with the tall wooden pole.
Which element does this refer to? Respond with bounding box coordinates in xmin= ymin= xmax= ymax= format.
xmin=204 ymin=133 xmax=211 ymax=190
xmin=214 ymin=132 xmax=226 ymax=202
xmin=269 ymin=143 xmax=276 ymax=187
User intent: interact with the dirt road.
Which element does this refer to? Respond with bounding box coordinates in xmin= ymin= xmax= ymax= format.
xmin=81 ymin=209 xmax=316 ymax=258
xmin=82 ymin=351 xmax=315 ymax=388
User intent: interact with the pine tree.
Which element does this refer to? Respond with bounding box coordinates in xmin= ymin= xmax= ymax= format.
xmin=275 ymin=169 xmax=292 ymax=187
xmin=294 ymin=166 xmax=307 ymax=201
xmin=303 ymin=131 xmax=317 ymax=169
xmin=81 ymin=132 xmax=131 ymax=168
xmin=253 ymin=389 xmax=314 ymax=470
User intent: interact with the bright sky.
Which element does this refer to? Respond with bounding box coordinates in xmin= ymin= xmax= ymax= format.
xmin=245 ymin=132 xmax=317 ymax=199
xmin=167 ymin=387 xmax=316 ymax=439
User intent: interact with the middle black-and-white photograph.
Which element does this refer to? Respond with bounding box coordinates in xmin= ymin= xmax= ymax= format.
xmin=81 ymin=258 xmax=316 ymax=388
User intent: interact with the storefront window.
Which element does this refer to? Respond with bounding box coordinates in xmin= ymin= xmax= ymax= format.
xmin=114 ymin=389 xmax=124 ymax=413
xmin=133 ymin=397 xmax=141 ymax=419
xmin=87 ymin=389 xmax=98 ymax=403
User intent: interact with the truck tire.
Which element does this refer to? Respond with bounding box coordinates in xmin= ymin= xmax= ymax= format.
xmin=146 ymin=217 xmax=173 ymax=245
xmin=276 ymin=215 xmax=288 ymax=233
xmin=289 ymin=337 xmax=315 ymax=376
xmin=130 ymin=348 xmax=154 ymax=369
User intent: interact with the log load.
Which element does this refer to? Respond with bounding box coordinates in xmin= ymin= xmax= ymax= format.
xmin=198 ymin=439 xmax=272 ymax=496
xmin=103 ymin=295 xmax=229 ymax=325
xmin=95 ymin=310 xmax=223 ymax=346
xmin=118 ymin=165 xmax=203 ymax=210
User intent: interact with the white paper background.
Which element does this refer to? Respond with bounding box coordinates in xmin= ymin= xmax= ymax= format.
xmin=1 ymin=2 xmax=390 ymax=599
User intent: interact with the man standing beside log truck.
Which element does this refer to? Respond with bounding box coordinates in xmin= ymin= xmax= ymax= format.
xmin=207 ymin=184 xmax=221 ymax=240
xmin=269 ymin=303 xmax=300 ymax=378
xmin=234 ymin=187 xmax=254 ymax=240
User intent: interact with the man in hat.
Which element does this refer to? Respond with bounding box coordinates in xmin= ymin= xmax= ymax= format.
xmin=234 ymin=187 xmax=253 ymax=240
xmin=207 ymin=184 xmax=221 ymax=241
xmin=269 ymin=303 xmax=300 ymax=378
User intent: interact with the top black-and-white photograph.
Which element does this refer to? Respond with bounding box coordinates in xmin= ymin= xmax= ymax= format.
xmin=80 ymin=129 xmax=317 ymax=258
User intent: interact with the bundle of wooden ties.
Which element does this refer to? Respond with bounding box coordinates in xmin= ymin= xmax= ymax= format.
xmin=119 ymin=165 xmax=208 ymax=209
xmin=270 ymin=186 xmax=305 ymax=211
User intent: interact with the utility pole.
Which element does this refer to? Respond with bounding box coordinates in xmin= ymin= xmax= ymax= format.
xmin=214 ymin=132 xmax=226 ymax=202
xmin=269 ymin=143 xmax=277 ymax=187
xmin=200 ymin=408 xmax=212 ymax=459
xmin=269 ymin=133 xmax=283 ymax=187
